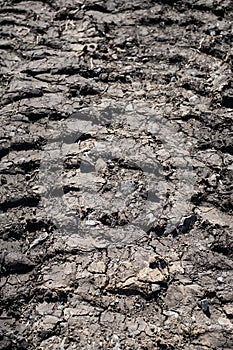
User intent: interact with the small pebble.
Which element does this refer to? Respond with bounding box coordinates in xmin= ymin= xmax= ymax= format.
xmin=189 ymin=95 xmax=198 ymax=103
xmin=151 ymin=283 xmax=161 ymax=292
xmin=30 ymin=232 xmax=49 ymax=249
xmin=201 ymin=299 xmax=209 ymax=312
xmin=191 ymin=316 xmax=196 ymax=323
xmin=86 ymin=220 xmax=97 ymax=226
xmin=125 ymin=103 xmax=134 ymax=112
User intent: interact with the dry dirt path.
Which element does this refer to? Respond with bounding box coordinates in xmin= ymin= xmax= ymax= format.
xmin=0 ymin=1 xmax=233 ymax=349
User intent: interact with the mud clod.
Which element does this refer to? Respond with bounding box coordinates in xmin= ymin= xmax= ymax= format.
xmin=1 ymin=251 xmax=35 ymax=274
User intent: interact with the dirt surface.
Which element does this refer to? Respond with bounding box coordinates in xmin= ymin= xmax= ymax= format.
xmin=0 ymin=0 xmax=233 ymax=349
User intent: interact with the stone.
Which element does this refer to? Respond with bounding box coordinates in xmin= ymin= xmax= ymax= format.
xmin=125 ymin=103 xmax=134 ymax=112
xmin=189 ymin=95 xmax=198 ymax=103
xmin=217 ymin=277 xmax=224 ymax=283
xmin=85 ymin=220 xmax=97 ymax=226
xmin=30 ymin=232 xmax=49 ymax=249
xmin=201 ymin=299 xmax=209 ymax=312
xmin=163 ymin=310 xmax=179 ymax=318
xmin=151 ymin=283 xmax=161 ymax=292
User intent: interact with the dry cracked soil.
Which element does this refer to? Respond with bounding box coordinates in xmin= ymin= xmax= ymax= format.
xmin=0 ymin=0 xmax=233 ymax=349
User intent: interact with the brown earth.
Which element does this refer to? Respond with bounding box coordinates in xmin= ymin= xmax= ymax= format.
xmin=0 ymin=0 xmax=233 ymax=349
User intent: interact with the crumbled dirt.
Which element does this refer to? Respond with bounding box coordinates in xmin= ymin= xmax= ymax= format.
xmin=0 ymin=1 xmax=233 ymax=349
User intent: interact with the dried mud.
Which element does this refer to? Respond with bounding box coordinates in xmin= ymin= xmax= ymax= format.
xmin=0 ymin=1 xmax=233 ymax=349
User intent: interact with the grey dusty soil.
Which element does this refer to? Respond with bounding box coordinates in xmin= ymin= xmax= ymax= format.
xmin=0 ymin=0 xmax=233 ymax=349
